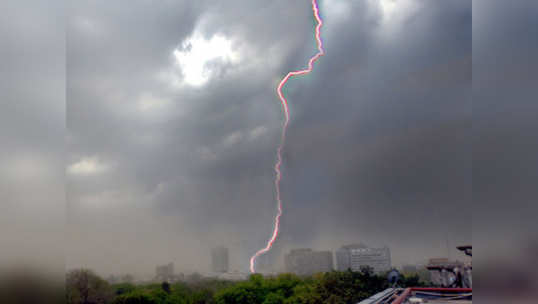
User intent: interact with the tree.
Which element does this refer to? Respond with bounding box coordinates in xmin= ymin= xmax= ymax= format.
xmin=114 ymin=283 xmax=136 ymax=296
xmin=161 ymin=282 xmax=171 ymax=294
xmin=400 ymin=274 xmax=424 ymax=287
xmin=66 ymin=269 xmax=113 ymax=304
xmin=111 ymin=291 xmax=156 ymax=304
xmin=263 ymin=292 xmax=285 ymax=304
xmin=359 ymin=266 xmax=374 ymax=276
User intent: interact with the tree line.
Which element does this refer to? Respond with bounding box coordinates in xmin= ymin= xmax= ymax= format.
xmin=66 ymin=268 xmax=425 ymax=304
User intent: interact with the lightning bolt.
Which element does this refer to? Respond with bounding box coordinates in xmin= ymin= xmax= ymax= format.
xmin=250 ymin=0 xmax=325 ymax=273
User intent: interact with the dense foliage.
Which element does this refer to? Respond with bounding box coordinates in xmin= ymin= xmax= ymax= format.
xmin=66 ymin=269 xmax=425 ymax=304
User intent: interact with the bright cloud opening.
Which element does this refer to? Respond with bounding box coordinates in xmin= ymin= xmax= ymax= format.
xmin=173 ymin=33 xmax=239 ymax=87
xmin=375 ymin=0 xmax=421 ymax=40
xmin=379 ymin=0 xmax=398 ymax=20
xmin=68 ymin=157 xmax=108 ymax=176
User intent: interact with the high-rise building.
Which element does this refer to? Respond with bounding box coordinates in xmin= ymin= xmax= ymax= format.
xmin=155 ymin=262 xmax=174 ymax=281
xmin=335 ymin=248 xmax=351 ymax=271
xmin=211 ymin=246 xmax=229 ymax=273
xmin=284 ymin=249 xmax=333 ymax=275
xmin=336 ymin=243 xmax=391 ymax=273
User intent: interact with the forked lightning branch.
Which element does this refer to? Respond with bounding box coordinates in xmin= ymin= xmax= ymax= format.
xmin=250 ymin=0 xmax=325 ymax=273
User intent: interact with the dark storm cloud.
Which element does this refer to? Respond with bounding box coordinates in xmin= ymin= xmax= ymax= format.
xmin=272 ymin=0 xmax=472 ymax=266
xmin=67 ymin=0 xmax=472 ymax=276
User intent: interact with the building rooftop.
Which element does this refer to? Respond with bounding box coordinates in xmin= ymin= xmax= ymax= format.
xmin=358 ymin=288 xmax=472 ymax=304
xmin=358 ymin=245 xmax=472 ymax=303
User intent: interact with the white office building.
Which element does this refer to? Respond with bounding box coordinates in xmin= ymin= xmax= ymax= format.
xmin=336 ymin=243 xmax=391 ymax=273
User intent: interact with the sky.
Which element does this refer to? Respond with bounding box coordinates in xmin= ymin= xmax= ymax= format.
xmin=64 ymin=0 xmax=473 ymax=277
xmin=0 ymin=0 xmax=486 ymax=279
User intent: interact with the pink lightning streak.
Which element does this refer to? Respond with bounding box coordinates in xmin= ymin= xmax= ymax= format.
xmin=249 ymin=0 xmax=325 ymax=273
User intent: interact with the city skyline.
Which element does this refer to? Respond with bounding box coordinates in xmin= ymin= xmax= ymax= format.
xmin=107 ymin=241 xmax=469 ymax=281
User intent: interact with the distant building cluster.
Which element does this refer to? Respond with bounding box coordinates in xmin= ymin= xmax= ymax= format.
xmin=148 ymin=242 xmax=394 ymax=282
xmin=149 ymin=242 xmax=472 ymax=287
xmin=335 ymin=243 xmax=392 ymax=273
xmin=284 ymin=249 xmax=333 ymax=276
xmin=280 ymin=243 xmax=392 ymax=276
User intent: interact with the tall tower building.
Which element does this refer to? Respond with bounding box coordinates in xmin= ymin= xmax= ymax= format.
xmin=211 ymin=246 xmax=229 ymax=273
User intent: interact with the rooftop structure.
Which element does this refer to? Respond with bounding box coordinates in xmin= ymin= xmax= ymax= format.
xmin=358 ymin=246 xmax=472 ymax=303
xmin=358 ymin=288 xmax=472 ymax=304
xmin=426 ymin=257 xmax=471 ymax=288
xmin=456 ymin=245 xmax=472 ymax=257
